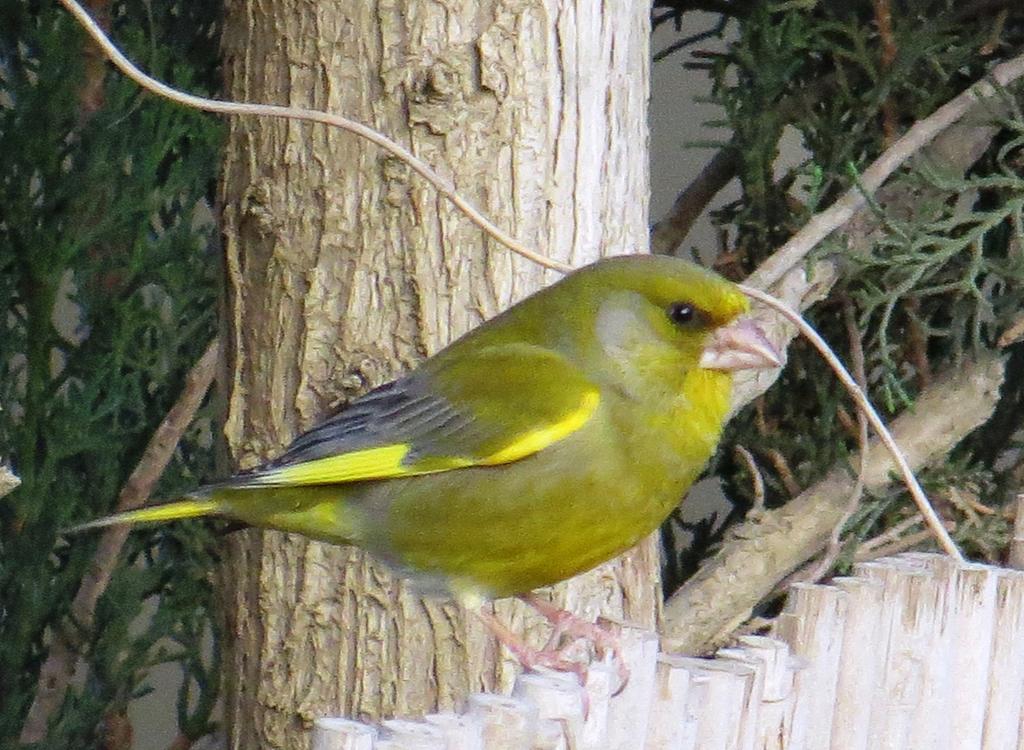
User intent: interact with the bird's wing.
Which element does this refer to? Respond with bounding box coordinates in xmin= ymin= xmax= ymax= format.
xmin=230 ymin=343 xmax=600 ymax=487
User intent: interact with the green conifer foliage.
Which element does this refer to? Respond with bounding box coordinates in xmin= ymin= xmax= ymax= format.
xmin=656 ymin=1 xmax=1024 ymax=586
xmin=1 ymin=2 xmax=222 ymax=746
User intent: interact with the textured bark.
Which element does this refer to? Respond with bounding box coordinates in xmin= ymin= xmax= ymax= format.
xmin=217 ymin=2 xmax=651 ymax=748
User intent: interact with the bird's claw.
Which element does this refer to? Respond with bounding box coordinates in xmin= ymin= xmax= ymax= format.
xmin=520 ymin=595 xmax=630 ymax=695
xmin=477 ymin=597 xmax=631 ymax=706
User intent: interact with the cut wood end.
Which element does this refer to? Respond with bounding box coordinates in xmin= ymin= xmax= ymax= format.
xmin=0 ymin=463 xmax=20 ymax=500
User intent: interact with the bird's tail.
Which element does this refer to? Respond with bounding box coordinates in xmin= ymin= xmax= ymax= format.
xmin=66 ymin=496 xmax=221 ymax=534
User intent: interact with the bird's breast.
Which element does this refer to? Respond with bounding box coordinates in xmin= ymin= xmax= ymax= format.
xmin=360 ymin=371 xmax=733 ymax=598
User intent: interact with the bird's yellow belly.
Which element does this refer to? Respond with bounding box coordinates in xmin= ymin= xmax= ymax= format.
xmin=363 ymin=412 xmax=707 ymax=598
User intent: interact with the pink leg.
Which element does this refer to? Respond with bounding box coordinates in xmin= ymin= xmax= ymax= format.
xmin=518 ymin=594 xmax=630 ymax=693
xmin=476 ymin=606 xmax=588 ymax=684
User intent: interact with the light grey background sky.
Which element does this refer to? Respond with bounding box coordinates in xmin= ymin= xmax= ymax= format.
xmin=649 ymin=16 xmax=738 ymax=255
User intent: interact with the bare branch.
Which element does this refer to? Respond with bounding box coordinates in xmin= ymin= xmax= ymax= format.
xmin=660 ymin=102 xmax=1019 ymax=653
xmin=19 ymin=339 xmax=219 ymax=744
xmin=730 ymin=112 xmax=1012 ymax=414
xmin=1010 ymin=495 xmax=1024 ymax=569
xmin=739 ymin=285 xmax=962 ymax=560
xmin=58 ymin=0 xmax=1024 ymax=665
xmin=56 ymin=0 xmax=570 ymax=274
xmin=856 ymin=513 xmax=925 ymax=557
xmin=0 ymin=463 xmax=20 ymax=500
xmin=733 ymin=445 xmax=765 ymax=512
xmin=662 ymin=353 xmax=1005 ymax=654
xmin=746 ymin=52 xmax=1024 ymax=291
xmin=854 ymin=528 xmax=938 ymax=563
xmin=651 ymin=146 xmax=738 ymax=256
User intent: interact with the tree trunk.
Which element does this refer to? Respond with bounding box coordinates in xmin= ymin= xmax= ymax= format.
xmin=217 ymin=2 xmax=651 ymax=747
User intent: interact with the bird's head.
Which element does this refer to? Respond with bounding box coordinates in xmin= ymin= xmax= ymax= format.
xmin=560 ymin=255 xmax=781 ymax=389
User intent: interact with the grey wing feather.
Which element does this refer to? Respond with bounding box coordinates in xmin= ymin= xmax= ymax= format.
xmin=265 ymin=375 xmax=470 ymax=469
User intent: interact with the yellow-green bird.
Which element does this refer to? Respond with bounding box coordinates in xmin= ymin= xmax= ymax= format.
xmin=75 ymin=255 xmax=779 ymax=603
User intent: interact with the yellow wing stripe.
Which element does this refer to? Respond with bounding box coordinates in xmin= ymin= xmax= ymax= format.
xmin=480 ymin=389 xmax=600 ymax=465
xmin=252 ymin=444 xmax=411 ymax=486
xmin=250 ymin=389 xmax=600 ymax=486
xmin=67 ymin=498 xmax=220 ymax=533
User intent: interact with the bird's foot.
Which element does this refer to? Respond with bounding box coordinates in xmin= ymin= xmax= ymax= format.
xmin=476 ymin=605 xmax=589 ymax=683
xmin=476 ymin=597 xmax=630 ymax=697
xmin=519 ymin=594 xmax=630 ymax=694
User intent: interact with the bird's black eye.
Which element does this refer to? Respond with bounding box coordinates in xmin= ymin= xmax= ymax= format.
xmin=667 ymin=302 xmax=697 ymax=326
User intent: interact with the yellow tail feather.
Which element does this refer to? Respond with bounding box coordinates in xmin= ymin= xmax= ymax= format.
xmin=66 ymin=497 xmax=220 ymax=534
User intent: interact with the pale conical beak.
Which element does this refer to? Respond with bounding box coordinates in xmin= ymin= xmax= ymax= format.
xmin=700 ymin=318 xmax=783 ymax=372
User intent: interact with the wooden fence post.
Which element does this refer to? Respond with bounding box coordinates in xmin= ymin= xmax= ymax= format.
xmin=466 ymin=693 xmax=537 ymax=749
xmin=310 ymin=553 xmax=1024 ymax=749
xmin=1009 ymin=494 xmax=1024 ymax=569
xmin=644 ymin=655 xmax=693 ymax=750
xmin=856 ymin=558 xmax=942 ymax=749
xmin=423 ymin=712 xmax=484 ymax=750
xmin=982 ymin=569 xmax=1024 ymax=749
xmin=312 ymin=718 xmax=378 ymax=750
xmin=774 ymin=583 xmax=848 ymax=748
xmin=604 ymin=626 xmax=659 ymax=750
xmin=377 ymin=718 xmax=447 ymax=749
xmin=512 ymin=671 xmax=586 ymax=748
xmin=829 ymin=576 xmax=884 ymax=750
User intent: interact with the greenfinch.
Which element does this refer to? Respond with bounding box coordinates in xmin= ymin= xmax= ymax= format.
xmin=75 ymin=255 xmax=780 ymax=600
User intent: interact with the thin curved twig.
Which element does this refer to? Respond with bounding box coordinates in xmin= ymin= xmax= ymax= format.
xmin=738 ymin=284 xmax=963 ymax=561
xmin=57 ymin=0 xmax=970 ymax=565
xmin=56 ymin=0 xmax=571 ymax=274
xmin=733 ymin=445 xmax=766 ymax=512
xmin=664 ymin=354 xmax=1002 ymax=652
xmin=793 ymin=301 xmax=871 ymax=584
xmin=19 ymin=339 xmax=220 ymax=744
